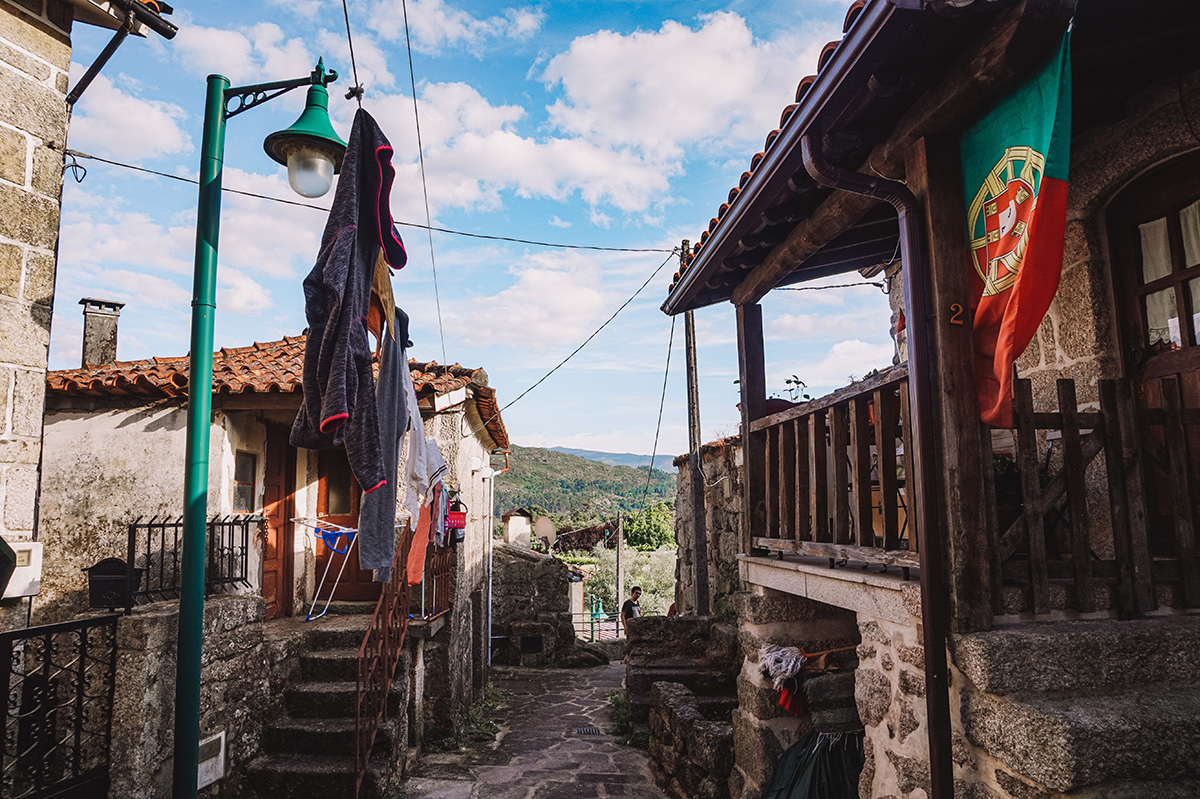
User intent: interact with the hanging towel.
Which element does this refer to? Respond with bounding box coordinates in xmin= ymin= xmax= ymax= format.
xmin=359 ymin=307 xmax=412 ymax=583
xmin=291 ymin=108 xmax=408 ymax=493
xmin=401 ymin=363 xmax=448 ymax=525
xmin=407 ymin=497 xmax=432 ymax=585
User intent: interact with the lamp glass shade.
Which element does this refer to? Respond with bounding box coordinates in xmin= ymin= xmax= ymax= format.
xmin=263 ymin=81 xmax=347 ymax=193
xmin=287 ymin=147 xmax=335 ymax=197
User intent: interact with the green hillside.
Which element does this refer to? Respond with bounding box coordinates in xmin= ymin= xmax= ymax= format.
xmin=495 ymin=444 xmax=677 ymax=526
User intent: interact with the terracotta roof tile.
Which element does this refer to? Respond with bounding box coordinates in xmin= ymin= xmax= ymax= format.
xmin=47 ymin=336 xmax=510 ymax=449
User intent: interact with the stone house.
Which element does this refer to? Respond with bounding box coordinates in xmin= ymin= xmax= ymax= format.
xmin=31 ymin=317 xmax=509 ymax=794
xmin=0 ymin=0 xmax=174 ymax=629
xmin=664 ymin=1 xmax=1200 ymax=798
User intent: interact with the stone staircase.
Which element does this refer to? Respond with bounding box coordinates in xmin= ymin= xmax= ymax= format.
xmin=245 ymin=603 xmax=407 ymax=798
xmin=952 ymin=615 xmax=1200 ymax=796
xmin=626 ymin=617 xmax=740 ymax=723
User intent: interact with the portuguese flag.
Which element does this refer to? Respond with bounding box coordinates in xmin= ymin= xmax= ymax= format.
xmin=961 ymin=32 xmax=1072 ymax=427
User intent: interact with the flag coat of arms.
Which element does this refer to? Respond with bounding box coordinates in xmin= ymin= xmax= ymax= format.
xmin=961 ymin=33 xmax=1072 ymax=427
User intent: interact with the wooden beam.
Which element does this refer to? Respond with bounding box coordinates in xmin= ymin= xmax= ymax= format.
xmin=905 ymin=135 xmax=995 ymax=632
xmin=738 ymin=304 xmax=767 ymax=554
xmin=751 ymin=537 xmax=920 ymax=570
xmin=730 ymin=0 xmax=1074 ymax=308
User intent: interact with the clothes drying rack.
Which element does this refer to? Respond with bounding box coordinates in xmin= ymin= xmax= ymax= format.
xmin=292 ymin=517 xmax=359 ymax=621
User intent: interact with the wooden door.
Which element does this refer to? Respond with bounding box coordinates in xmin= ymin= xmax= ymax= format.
xmin=262 ymin=425 xmax=296 ymax=619
xmin=316 ymin=448 xmax=382 ymax=601
xmin=1109 ymin=151 xmax=1200 ymax=553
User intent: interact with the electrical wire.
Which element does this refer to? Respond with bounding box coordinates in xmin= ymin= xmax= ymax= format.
xmin=641 ymin=313 xmax=675 ymax=508
xmin=775 ymin=281 xmax=884 ymax=292
xmin=463 ymin=249 xmax=679 ymax=440
xmin=340 ymin=0 xmax=365 ymax=105
xmin=56 ymin=147 xmax=673 ymax=252
xmin=401 ymin=0 xmax=447 ymax=363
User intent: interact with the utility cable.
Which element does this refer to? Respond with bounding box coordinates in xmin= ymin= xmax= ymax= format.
xmin=463 ymin=249 xmax=678 ymax=440
xmin=775 ymin=281 xmax=885 ymax=292
xmin=401 ymin=0 xmax=447 ymax=363
xmin=55 ymin=147 xmax=672 ymax=252
xmin=340 ymin=0 xmax=365 ymax=105
xmin=641 ymin=313 xmax=675 ymax=508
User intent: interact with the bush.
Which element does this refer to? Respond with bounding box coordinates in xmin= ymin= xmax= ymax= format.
xmin=587 ymin=541 xmax=676 ymax=615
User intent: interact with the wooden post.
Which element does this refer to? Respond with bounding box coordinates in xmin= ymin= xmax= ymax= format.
xmin=683 ymin=242 xmax=711 ymax=616
xmin=905 ymin=136 xmax=994 ymax=633
xmin=737 ymin=303 xmax=767 ymax=556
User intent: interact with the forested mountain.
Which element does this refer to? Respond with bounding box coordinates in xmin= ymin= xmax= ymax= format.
xmin=547 ymin=446 xmax=675 ymax=471
xmin=495 ymin=444 xmax=677 ymax=526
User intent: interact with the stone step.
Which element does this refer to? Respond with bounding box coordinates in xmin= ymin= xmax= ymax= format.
xmin=952 ymin=616 xmax=1200 ymax=695
xmin=261 ymin=716 xmax=398 ymax=758
xmin=285 ymin=680 xmax=405 ymax=719
xmin=963 ymin=683 xmax=1200 ymax=792
xmin=306 ymin=614 xmax=372 ymax=650
xmin=626 ymin=665 xmax=736 ymax=698
xmin=243 ymin=752 xmax=392 ymax=799
xmin=632 ymin=693 xmax=736 ymax=724
xmin=325 ymin=600 xmax=378 ymax=615
xmin=301 ymin=648 xmax=359 ymax=681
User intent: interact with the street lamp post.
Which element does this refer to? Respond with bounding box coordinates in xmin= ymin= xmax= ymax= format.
xmin=176 ymin=60 xmax=346 ymax=799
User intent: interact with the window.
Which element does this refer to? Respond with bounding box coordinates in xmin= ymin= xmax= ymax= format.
xmin=233 ymin=451 xmax=257 ymax=513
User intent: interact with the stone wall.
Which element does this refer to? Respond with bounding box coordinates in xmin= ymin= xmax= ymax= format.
xmin=491 ymin=541 xmax=576 ymax=666
xmin=626 ymin=615 xmax=738 ymax=725
xmin=650 ymin=681 xmax=735 ymax=799
xmin=674 ymin=437 xmax=742 ymax=618
xmin=731 ymin=589 xmax=861 ymax=799
xmin=109 ymin=595 xmax=282 ymax=799
xmin=0 ymin=0 xmax=71 ymax=629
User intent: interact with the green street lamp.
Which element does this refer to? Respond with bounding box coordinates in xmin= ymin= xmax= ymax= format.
xmin=176 ymin=59 xmax=346 ymax=799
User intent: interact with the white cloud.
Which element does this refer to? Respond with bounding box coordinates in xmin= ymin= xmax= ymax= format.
xmin=542 ymin=12 xmax=837 ymax=159
xmin=780 ymin=339 xmax=896 ymax=390
xmin=219 ymin=268 xmax=274 ymax=315
xmin=217 ymin=167 xmax=326 ymax=280
xmin=59 ymin=206 xmax=193 ymax=276
xmin=462 ymin=250 xmax=612 ymax=350
xmin=548 ymin=216 xmax=571 ymax=229
xmin=173 ymin=23 xmax=314 ymax=85
xmin=368 ymin=0 xmax=545 ymax=53
xmin=67 ymin=73 xmax=191 ymax=163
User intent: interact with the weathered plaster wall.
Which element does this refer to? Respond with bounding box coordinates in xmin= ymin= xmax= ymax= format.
xmin=674 ymin=437 xmax=743 ymax=618
xmin=0 ymin=0 xmax=72 ymax=628
xmin=110 ymin=595 xmax=277 ymax=799
xmin=35 ymin=405 xmax=261 ymax=622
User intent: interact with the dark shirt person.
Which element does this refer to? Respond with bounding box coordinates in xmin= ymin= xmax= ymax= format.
xmin=620 ymin=586 xmax=642 ymax=636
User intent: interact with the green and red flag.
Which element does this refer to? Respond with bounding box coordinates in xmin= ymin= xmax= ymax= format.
xmin=961 ymin=32 xmax=1072 ymax=427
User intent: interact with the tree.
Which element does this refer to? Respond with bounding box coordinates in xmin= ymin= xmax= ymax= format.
xmin=586 ymin=541 xmax=676 ymax=616
xmin=623 ymin=501 xmax=675 ymax=551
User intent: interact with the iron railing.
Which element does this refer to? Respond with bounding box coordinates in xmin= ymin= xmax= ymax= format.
xmin=0 ymin=614 xmax=119 ymax=799
xmin=748 ymin=363 xmax=916 ymax=570
xmin=418 ymin=548 xmax=453 ymax=619
xmin=355 ymin=526 xmax=413 ymax=798
xmin=125 ymin=515 xmax=257 ymax=613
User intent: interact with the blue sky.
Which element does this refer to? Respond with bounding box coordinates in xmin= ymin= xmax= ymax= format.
xmin=56 ymin=0 xmax=895 ymax=458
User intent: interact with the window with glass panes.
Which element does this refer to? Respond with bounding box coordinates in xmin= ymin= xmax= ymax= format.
xmin=233 ymin=451 xmax=257 ymax=513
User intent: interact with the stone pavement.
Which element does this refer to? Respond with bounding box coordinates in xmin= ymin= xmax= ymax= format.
xmin=395 ymin=663 xmax=668 ymax=799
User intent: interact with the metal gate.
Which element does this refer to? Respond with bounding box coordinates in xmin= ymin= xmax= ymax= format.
xmin=0 ymin=614 xmax=119 ymax=799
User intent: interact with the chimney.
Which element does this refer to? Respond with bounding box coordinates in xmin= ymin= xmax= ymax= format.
xmin=79 ymin=298 xmax=125 ymax=367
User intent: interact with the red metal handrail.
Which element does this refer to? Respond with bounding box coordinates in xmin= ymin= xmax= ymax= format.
xmin=354 ymin=525 xmax=412 ymax=797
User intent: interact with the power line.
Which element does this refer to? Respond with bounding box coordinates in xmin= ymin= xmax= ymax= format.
xmin=464 ymin=248 xmax=679 ymax=440
xmin=401 ymin=0 xmax=447 ymax=364
xmin=641 ymin=313 xmax=675 ymax=508
xmin=339 ymin=0 xmax=365 ymax=105
xmin=58 ymin=147 xmax=673 ymax=252
xmin=775 ymin=281 xmax=885 ymax=292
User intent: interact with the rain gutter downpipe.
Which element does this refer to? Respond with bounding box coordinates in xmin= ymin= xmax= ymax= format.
xmin=801 ymin=133 xmax=954 ymax=799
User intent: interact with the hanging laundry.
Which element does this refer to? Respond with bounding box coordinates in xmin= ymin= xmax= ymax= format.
xmin=358 ymin=307 xmax=411 ymax=582
xmin=291 ymin=108 xmax=408 ymax=494
xmin=432 ymin=484 xmax=448 ymax=548
xmin=401 ymin=357 xmax=448 ymax=525
xmin=406 ymin=495 xmax=432 ymax=585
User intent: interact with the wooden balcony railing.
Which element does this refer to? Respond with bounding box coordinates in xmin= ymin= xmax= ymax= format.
xmin=747 ymin=363 xmax=916 ymax=569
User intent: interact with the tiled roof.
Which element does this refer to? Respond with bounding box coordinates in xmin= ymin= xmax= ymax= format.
xmin=47 ymin=336 xmax=511 ymax=450
xmin=667 ymin=0 xmax=869 ymax=297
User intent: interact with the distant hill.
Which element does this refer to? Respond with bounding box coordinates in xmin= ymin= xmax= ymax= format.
xmin=496 ymin=444 xmax=676 ymax=522
xmin=548 ymin=446 xmax=677 ymax=472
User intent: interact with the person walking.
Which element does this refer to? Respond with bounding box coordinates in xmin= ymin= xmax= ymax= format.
xmin=620 ymin=586 xmax=642 ymax=636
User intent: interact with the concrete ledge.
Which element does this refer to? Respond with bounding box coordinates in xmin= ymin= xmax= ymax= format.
xmin=739 ymin=556 xmax=914 ymax=623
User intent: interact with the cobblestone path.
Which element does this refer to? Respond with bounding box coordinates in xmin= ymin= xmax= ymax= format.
xmin=395 ymin=663 xmax=668 ymax=799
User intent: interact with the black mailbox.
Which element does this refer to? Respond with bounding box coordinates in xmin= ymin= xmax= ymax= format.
xmin=84 ymin=557 xmax=142 ymax=610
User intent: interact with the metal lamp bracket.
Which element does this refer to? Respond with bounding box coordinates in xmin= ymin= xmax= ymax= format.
xmin=223 ymin=62 xmax=339 ymax=120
